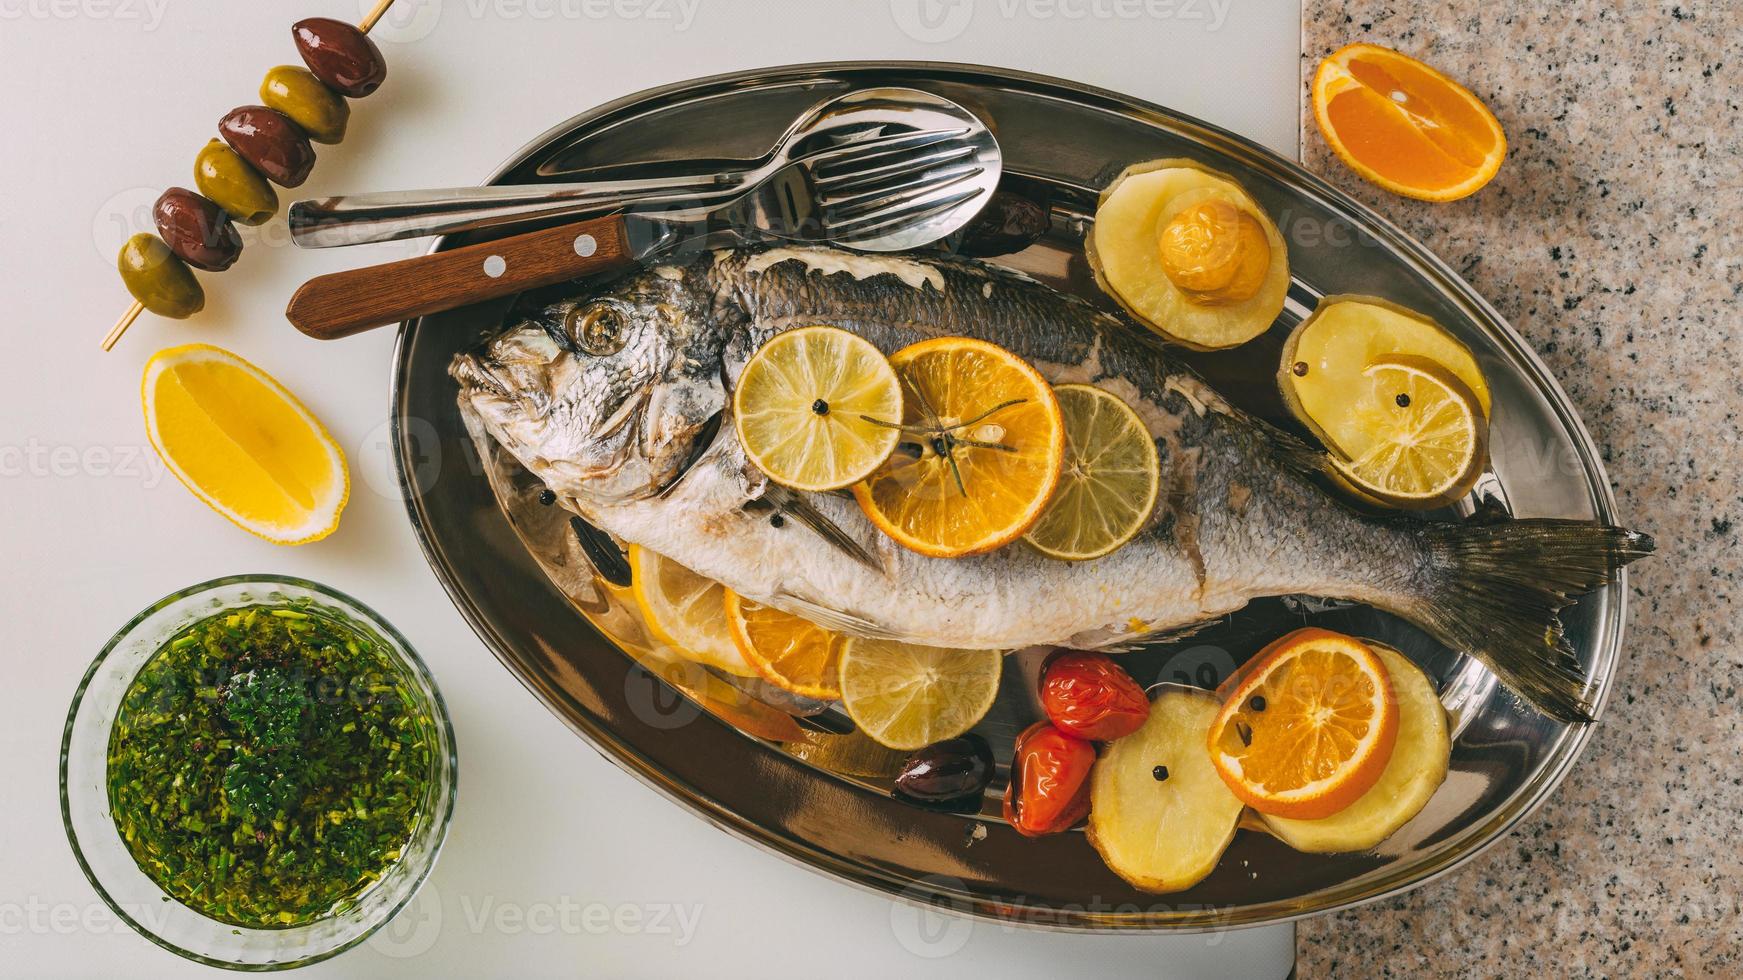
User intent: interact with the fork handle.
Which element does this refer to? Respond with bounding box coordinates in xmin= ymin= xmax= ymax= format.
xmin=287 ymin=173 xmax=741 ymax=248
xmin=285 ymin=216 xmax=635 ymax=340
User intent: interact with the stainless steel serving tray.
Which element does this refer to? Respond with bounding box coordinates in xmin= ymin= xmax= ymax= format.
xmin=391 ymin=63 xmax=1628 ymax=930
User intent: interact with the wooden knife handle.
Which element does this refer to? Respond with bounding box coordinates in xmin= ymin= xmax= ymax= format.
xmin=285 ymin=215 xmax=636 ymax=340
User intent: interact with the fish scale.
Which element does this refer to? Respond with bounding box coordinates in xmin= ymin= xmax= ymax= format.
xmin=454 ymin=244 xmax=1650 ymax=721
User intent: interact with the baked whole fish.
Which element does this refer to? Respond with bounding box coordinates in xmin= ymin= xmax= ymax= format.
xmin=452 ymin=245 xmax=1652 ymax=721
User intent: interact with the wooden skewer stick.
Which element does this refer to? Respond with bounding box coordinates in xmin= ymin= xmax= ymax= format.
xmin=358 ymin=0 xmax=396 ymax=32
xmin=101 ymin=0 xmax=398 ymax=352
xmin=102 ymin=301 xmax=145 ymax=352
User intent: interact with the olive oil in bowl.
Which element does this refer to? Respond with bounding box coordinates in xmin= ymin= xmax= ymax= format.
xmin=107 ymin=604 xmax=436 ymax=928
xmin=63 ymin=576 xmax=455 ymax=970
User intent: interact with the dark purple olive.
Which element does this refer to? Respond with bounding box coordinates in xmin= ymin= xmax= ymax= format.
xmin=219 ymin=106 xmax=316 ymax=188
xmin=955 ymin=189 xmax=1052 ymax=258
xmin=893 ymin=735 xmax=994 ymax=804
xmin=293 ymin=18 xmax=387 ymax=98
xmin=153 ymin=187 xmax=242 ymax=272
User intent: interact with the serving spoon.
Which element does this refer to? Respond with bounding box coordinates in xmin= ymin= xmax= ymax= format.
xmin=288 ymin=88 xmax=985 ymax=248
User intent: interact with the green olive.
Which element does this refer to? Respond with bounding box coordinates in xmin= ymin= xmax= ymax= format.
xmin=260 ymin=65 xmax=349 ymax=144
xmin=118 ymin=233 xmax=204 ymax=319
xmin=194 ymin=139 xmax=277 ymax=225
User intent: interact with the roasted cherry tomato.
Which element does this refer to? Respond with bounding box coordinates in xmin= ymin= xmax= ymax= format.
xmin=1002 ymin=721 xmax=1094 ymax=837
xmin=1040 ymin=651 xmax=1150 ymax=741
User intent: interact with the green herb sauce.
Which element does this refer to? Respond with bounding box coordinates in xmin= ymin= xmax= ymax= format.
xmin=106 ymin=604 xmax=436 ymax=928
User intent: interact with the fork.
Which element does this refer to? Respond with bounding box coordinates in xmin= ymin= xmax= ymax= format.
xmin=288 ymin=123 xmax=978 ymax=248
xmin=284 ymin=123 xmax=1001 ymax=339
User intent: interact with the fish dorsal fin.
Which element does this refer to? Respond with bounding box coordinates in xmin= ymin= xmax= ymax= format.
xmin=1251 ymin=415 xmax=1331 ymax=478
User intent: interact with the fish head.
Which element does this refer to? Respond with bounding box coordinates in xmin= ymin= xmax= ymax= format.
xmin=452 ymin=266 xmax=730 ymax=504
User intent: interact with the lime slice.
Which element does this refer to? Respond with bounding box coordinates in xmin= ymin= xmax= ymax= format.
xmin=837 ymin=638 xmax=1001 ymax=750
xmin=1024 ymin=384 xmax=1160 ymax=560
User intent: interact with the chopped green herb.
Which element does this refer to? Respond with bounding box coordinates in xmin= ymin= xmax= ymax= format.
xmin=107 ymin=603 xmax=435 ymax=929
xmin=224 ymin=669 xmax=309 ymax=749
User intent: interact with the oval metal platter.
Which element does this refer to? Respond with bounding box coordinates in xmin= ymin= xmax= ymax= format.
xmin=392 ymin=63 xmax=1628 ymax=930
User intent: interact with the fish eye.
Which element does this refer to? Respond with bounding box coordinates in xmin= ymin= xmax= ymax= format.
xmin=564 ymin=304 xmax=628 ymax=356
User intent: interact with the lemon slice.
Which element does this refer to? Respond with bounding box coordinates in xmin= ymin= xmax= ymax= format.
xmin=141 ymin=344 xmax=348 ymax=545
xmin=723 ymin=590 xmax=845 ymax=700
xmin=1331 ymin=355 xmax=1489 ymax=509
xmin=852 ymin=336 xmax=1064 ymax=558
xmin=837 ymin=637 xmax=1002 ymax=750
xmin=733 ymin=325 xmax=904 ymax=491
xmin=1278 ymin=296 xmax=1491 ymax=460
xmin=628 ymin=546 xmax=756 ymax=676
xmin=1023 ymin=384 xmax=1161 ymax=560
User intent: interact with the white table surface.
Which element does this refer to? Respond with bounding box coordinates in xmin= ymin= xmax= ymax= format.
xmin=0 ymin=1 xmax=1300 ymax=975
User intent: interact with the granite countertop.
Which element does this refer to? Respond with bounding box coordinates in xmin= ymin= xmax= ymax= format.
xmin=1297 ymin=2 xmax=1739 ymax=975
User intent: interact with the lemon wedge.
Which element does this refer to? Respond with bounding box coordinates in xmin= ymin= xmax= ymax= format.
xmin=1331 ymin=355 xmax=1489 ymax=508
xmin=1023 ymin=384 xmax=1160 ymax=560
xmin=628 ymin=546 xmax=757 ymax=676
xmin=141 ymin=344 xmax=348 ymax=545
xmin=733 ymin=325 xmax=903 ymax=492
xmin=837 ymin=637 xmax=1001 ymax=750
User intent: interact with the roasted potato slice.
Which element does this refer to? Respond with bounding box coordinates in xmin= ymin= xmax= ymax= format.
xmin=1087 ymin=159 xmax=1289 ymax=350
xmin=1088 ymin=688 xmax=1242 ymax=893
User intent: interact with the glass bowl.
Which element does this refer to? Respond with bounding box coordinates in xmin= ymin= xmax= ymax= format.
xmin=61 ymin=575 xmax=457 ymax=970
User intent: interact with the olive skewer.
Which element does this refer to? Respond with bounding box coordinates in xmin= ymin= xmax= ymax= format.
xmin=102 ymin=0 xmax=397 ymax=351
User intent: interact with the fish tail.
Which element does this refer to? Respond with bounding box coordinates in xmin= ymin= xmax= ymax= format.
xmin=1401 ymin=519 xmax=1654 ymax=722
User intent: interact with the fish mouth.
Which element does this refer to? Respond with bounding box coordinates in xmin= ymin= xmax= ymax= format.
xmin=450 ymin=354 xmax=510 ymax=398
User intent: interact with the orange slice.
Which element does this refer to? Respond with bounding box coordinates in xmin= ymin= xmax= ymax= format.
xmin=852 ymin=337 xmax=1064 ymax=557
xmin=722 ymin=590 xmax=844 ymax=700
xmin=1208 ymin=627 xmax=1399 ymax=819
xmin=141 ymin=344 xmax=348 ymax=545
xmin=1312 ymin=43 xmax=1506 ymax=202
xmin=1259 ymin=641 xmax=1450 ymax=852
